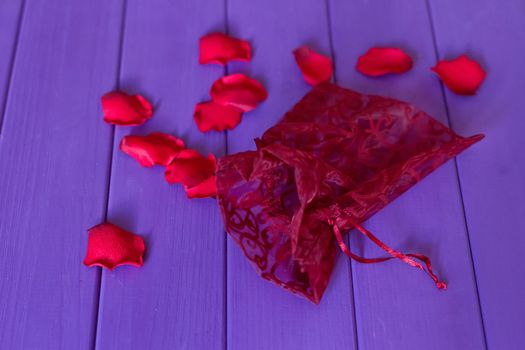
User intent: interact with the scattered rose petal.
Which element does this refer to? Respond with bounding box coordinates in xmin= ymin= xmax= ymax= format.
xmin=194 ymin=101 xmax=243 ymax=132
xmin=165 ymin=149 xmax=217 ymax=198
xmin=356 ymin=47 xmax=413 ymax=76
xmin=431 ymin=55 xmax=486 ymax=95
xmin=185 ymin=175 xmax=217 ymax=199
xmin=120 ymin=132 xmax=185 ymax=167
xmin=210 ymin=74 xmax=267 ymax=112
xmin=83 ymin=222 xmax=145 ymax=270
xmin=199 ymin=32 xmax=252 ymax=65
xmin=102 ymin=91 xmax=153 ymax=126
xmin=293 ymin=46 xmax=333 ymax=85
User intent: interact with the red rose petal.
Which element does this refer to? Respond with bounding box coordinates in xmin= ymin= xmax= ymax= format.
xmin=120 ymin=132 xmax=185 ymax=167
xmin=194 ymin=101 xmax=243 ymax=132
xmin=293 ymin=46 xmax=333 ymax=86
xmin=184 ymin=175 xmax=217 ymax=199
xmin=431 ymin=55 xmax=486 ymax=95
xmin=102 ymin=91 xmax=153 ymax=126
xmin=83 ymin=222 xmax=145 ymax=270
xmin=199 ymin=32 xmax=252 ymax=65
xmin=165 ymin=148 xmax=216 ymax=189
xmin=210 ymin=74 xmax=268 ymax=112
xmin=356 ymin=47 xmax=413 ymax=77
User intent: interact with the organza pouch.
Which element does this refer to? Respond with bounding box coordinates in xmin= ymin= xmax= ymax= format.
xmin=216 ymin=83 xmax=483 ymax=303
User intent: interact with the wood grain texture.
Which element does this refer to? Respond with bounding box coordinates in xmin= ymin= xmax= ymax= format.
xmin=0 ymin=0 xmax=24 ymax=130
xmin=94 ymin=1 xmax=226 ymax=349
xmin=428 ymin=1 xmax=525 ymax=348
xmin=0 ymin=1 xmax=122 ymax=348
xmin=0 ymin=1 xmax=522 ymax=349
xmin=328 ymin=0 xmax=486 ymax=349
xmin=225 ymin=0 xmax=357 ymax=349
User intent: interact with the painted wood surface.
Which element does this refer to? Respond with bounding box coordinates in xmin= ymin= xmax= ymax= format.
xmin=0 ymin=0 xmax=522 ymax=349
xmin=95 ymin=1 xmax=226 ymax=349
xmin=0 ymin=0 xmax=23 ymax=131
xmin=328 ymin=1 xmax=486 ymax=349
xmin=429 ymin=1 xmax=525 ymax=349
xmin=0 ymin=1 xmax=122 ymax=348
xmin=226 ymin=0 xmax=357 ymax=349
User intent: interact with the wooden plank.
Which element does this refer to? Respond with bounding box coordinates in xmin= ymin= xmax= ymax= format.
xmin=94 ymin=1 xmax=226 ymax=349
xmin=0 ymin=1 xmax=123 ymax=348
xmin=328 ymin=0 xmax=486 ymax=348
xmin=0 ymin=0 xmax=24 ymax=130
xmin=428 ymin=0 xmax=525 ymax=348
xmin=226 ymin=1 xmax=357 ymax=349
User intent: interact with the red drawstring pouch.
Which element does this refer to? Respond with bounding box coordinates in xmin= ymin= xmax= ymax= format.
xmin=216 ymin=83 xmax=483 ymax=303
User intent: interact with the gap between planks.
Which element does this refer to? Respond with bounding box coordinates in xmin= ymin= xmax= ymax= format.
xmin=324 ymin=0 xmax=360 ymax=349
xmin=91 ymin=1 xmax=129 ymax=349
xmin=424 ymin=1 xmax=488 ymax=348
xmin=0 ymin=0 xmax=26 ymax=136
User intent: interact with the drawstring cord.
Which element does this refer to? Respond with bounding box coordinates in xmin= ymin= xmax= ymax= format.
xmin=329 ymin=217 xmax=447 ymax=290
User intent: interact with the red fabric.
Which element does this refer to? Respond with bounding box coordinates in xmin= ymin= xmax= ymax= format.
xmin=194 ymin=101 xmax=243 ymax=132
xmin=120 ymin=132 xmax=185 ymax=167
xmin=215 ymin=83 xmax=483 ymax=303
xmin=210 ymin=74 xmax=268 ymax=112
xmin=293 ymin=46 xmax=333 ymax=85
xmin=83 ymin=222 xmax=145 ymax=270
xmin=102 ymin=91 xmax=153 ymax=126
xmin=356 ymin=47 xmax=413 ymax=76
xmin=199 ymin=32 xmax=252 ymax=65
xmin=432 ymin=55 xmax=486 ymax=95
xmin=165 ymin=149 xmax=217 ymax=198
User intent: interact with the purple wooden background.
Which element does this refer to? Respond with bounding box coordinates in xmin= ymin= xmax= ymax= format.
xmin=0 ymin=0 xmax=523 ymax=349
